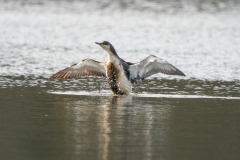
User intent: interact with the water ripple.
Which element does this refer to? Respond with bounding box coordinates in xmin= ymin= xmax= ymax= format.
xmin=1 ymin=76 xmax=239 ymax=98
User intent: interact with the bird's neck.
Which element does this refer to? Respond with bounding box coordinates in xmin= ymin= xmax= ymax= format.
xmin=107 ymin=52 xmax=120 ymax=63
xmin=106 ymin=46 xmax=121 ymax=63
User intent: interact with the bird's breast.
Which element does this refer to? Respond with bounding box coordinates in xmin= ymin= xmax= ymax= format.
xmin=106 ymin=62 xmax=131 ymax=94
xmin=106 ymin=62 xmax=120 ymax=79
xmin=106 ymin=62 xmax=121 ymax=94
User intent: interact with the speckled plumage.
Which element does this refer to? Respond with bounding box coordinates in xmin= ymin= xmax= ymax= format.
xmin=106 ymin=62 xmax=123 ymax=95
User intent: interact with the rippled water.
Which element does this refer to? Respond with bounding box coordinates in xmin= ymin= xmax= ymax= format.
xmin=0 ymin=0 xmax=240 ymax=160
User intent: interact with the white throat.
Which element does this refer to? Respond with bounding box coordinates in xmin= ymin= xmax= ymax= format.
xmin=106 ymin=50 xmax=119 ymax=63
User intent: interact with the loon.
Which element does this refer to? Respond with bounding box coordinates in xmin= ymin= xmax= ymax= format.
xmin=51 ymin=41 xmax=185 ymax=95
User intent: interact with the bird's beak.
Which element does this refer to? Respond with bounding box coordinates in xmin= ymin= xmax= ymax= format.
xmin=95 ymin=42 xmax=101 ymax=45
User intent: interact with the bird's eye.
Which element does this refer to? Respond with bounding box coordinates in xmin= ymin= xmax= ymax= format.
xmin=102 ymin=42 xmax=108 ymax=45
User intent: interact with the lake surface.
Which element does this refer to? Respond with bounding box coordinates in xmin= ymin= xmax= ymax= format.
xmin=0 ymin=0 xmax=240 ymax=160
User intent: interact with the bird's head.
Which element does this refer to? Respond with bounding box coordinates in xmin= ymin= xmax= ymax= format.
xmin=95 ymin=41 xmax=117 ymax=55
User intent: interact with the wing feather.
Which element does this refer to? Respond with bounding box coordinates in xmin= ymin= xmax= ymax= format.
xmin=51 ymin=58 xmax=106 ymax=79
xmin=129 ymin=55 xmax=185 ymax=83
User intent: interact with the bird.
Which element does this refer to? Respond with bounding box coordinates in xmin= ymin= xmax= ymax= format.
xmin=51 ymin=41 xmax=185 ymax=95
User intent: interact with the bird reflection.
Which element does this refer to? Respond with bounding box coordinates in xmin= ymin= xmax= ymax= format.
xmin=99 ymin=96 xmax=132 ymax=160
xmin=54 ymin=95 xmax=132 ymax=160
xmin=52 ymin=94 xmax=171 ymax=160
xmin=104 ymin=95 xmax=132 ymax=108
xmin=97 ymin=96 xmax=132 ymax=160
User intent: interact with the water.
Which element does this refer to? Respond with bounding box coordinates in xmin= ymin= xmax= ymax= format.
xmin=1 ymin=0 xmax=240 ymax=160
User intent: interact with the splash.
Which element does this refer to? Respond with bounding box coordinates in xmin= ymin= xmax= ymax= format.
xmin=48 ymin=91 xmax=240 ymax=100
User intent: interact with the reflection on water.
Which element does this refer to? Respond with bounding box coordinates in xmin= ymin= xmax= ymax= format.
xmin=1 ymin=86 xmax=240 ymax=160
xmin=60 ymin=96 xmax=133 ymax=160
xmin=49 ymin=93 xmax=171 ymax=160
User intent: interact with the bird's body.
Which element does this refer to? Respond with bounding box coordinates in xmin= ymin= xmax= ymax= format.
xmin=51 ymin=41 xmax=185 ymax=95
xmin=106 ymin=62 xmax=131 ymax=95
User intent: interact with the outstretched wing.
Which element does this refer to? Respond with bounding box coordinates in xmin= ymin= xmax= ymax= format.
xmin=129 ymin=55 xmax=185 ymax=83
xmin=51 ymin=58 xmax=106 ymax=79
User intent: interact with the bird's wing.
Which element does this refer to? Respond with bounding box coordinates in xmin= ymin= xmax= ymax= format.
xmin=129 ymin=55 xmax=185 ymax=83
xmin=51 ymin=58 xmax=106 ymax=79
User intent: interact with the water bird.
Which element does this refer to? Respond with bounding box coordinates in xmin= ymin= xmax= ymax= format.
xmin=51 ymin=41 xmax=185 ymax=95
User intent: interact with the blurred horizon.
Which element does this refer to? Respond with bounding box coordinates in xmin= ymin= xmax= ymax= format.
xmin=1 ymin=0 xmax=240 ymax=14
